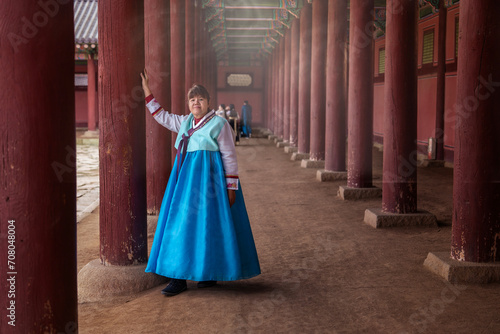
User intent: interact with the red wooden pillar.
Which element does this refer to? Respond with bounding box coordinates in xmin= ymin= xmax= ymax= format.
xmin=209 ymin=38 xmax=213 ymax=93
xmin=270 ymin=52 xmax=276 ymax=132
xmin=200 ymin=26 xmax=207 ymax=86
xmin=269 ymin=57 xmax=275 ymax=130
xmin=277 ymin=39 xmax=285 ymax=139
xmin=201 ymin=16 xmax=207 ymax=85
xmin=347 ymin=0 xmax=374 ymax=188
xmin=264 ymin=59 xmax=270 ymax=129
xmin=185 ymin=0 xmax=195 ymax=93
xmin=264 ymin=58 xmax=269 ymax=129
xmin=382 ymin=0 xmax=417 ymax=213
xmin=210 ymin=40 xmax=215 ymax=95
xmin=99 ymin=0 xmax=147 ymax=265
xmin=325 ymin=0 xmax=347 ymax=172
xmin=271 ymin=47 xmax=278 ymax=135
xmin=270 ymin=51 xmax=275 ymax=133
xmin=309 ymin=0 xmax=328 ymax=161
xmin=213 ymin=51 xmax=218 ymax=103
xmin=194 ymin=2 xmax=202 ymax=84
xmin=145 ymin=0 xmax=172 ymax=215
xmin=290 ymin=18 xmax=300 ymax=147
xmin=212 ymin=48 xmax=217 ymax=102
xmin=0 ymin=2 xmax=76 ymax=332
xmin=283 ymin=29 xmax=292 ymax=143
xmin=171 ymin=0 xmax=185 ymax=115
xmin=202 ymin=32 xmax=209 ymax=92
xmin=170 ymin=0 xmax=186 ymax=165
xmin=87 ymin=53 xmax=97 ymax=131
xmin=298 ymin=3 xmax=312 ymax=154
xmin=451 ymin=0 xmax=500 ymax=262
xmin=209 ymin=46 xmax=215 ymax=103
xmin=273 ymin=50 xmax=279 ymax=134
xmin=435 ymin=0 xmax=447 ymax=161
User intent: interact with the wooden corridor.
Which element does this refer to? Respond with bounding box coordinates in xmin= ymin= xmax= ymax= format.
xmin=76 ymin=137 xmax=500 ymax=334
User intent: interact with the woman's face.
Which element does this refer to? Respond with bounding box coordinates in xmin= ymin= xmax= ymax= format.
xmin=189 ymin=95 xmax=209 ymax=119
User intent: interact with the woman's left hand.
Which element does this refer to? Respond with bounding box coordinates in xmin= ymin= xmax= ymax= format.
xmin=227 ymin=189 xmax=236 ymax=207
xmin=140 ymin=69 xmax=152 ymax=97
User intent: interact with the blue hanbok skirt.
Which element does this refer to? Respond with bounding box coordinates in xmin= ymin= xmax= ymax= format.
xmin=145 ymin=150 xmax=261 ymax=281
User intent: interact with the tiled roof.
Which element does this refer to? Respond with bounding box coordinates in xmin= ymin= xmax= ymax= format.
xmin=74 ymin=0 xmax=98 ymax=44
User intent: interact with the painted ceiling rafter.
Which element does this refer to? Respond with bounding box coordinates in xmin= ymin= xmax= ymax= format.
xmin=202 ymin=0 xmax=303 ymax=65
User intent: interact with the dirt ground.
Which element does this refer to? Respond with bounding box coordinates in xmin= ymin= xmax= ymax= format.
xmin=77 ymin=137 xmax=500 ymax=334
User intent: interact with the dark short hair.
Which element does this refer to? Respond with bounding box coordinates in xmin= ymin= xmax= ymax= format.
xmin=220 ymin=104 xmax=226 ymax=109
xmin=187 ymin=84 xmax=210 ymax=102
xmin=244 ymin=100 xmax=248 ymax=104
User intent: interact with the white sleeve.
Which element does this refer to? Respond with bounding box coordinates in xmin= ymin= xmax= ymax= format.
xmin=145 ymin=95 xmax=189 ymax=133
xmin=217 ymin=121 xmax=239 ymax=190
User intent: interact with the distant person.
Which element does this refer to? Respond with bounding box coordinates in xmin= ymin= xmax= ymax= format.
xmin=226 ymin=104 xmax=239 ymax=144
xmin=215 ymin=104 xmax=227 ymax=119
xmin=241 ymin=100 xmax=252 ymax=138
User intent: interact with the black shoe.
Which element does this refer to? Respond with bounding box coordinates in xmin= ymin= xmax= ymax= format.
xmin=161 ymin=279 xmax=187 ymax=296
xmin=197 ymin=280 xmax=217 ymax=288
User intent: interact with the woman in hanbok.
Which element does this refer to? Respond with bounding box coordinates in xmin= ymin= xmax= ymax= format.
xmin=140 ymin=70 xmax=261 ymax=296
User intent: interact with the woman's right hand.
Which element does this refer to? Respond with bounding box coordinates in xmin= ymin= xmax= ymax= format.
xmin=140 ymin=69 xmax=152 ymax=97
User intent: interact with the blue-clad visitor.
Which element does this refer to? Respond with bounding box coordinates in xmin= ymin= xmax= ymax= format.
xmin=241 ymin=100 xmax=252 ymax=138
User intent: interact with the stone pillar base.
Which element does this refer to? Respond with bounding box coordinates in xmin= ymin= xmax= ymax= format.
xmin=284 ymin=146 xmax=298 ymax=154
xmin=338 ymin=185 xmax=382 ymax=200
xmin=78 ymin=259 xmax=167 ymax=303
xmin=421 ymin=159 xmax=445 ymax=168
xmin=147 ymin=215 xmax=159 ymax=237
xmin=316 ymin=170 xmax=347 ymax=182
xmin=256 ymin=128 xmax=272 ymax=138
xmin=277 ymin=141 xmax=290 ymax=148
xmin=274 ymin=137 xmax=283 ymax=144
xmin=364 ymin=208 xmax=437 ymax=228
xmin=301 ymin=159 xmax=325 ymax=169
xmin=424 ymin=252 xmax=500 ymax=284
xmin=77 ymin=131 xmax=99 ymax=145
xmin=82 ymin=130 xmax=99 ymax=137
xmin=444 ymin=161 xmax=454 ymax=168
xmin=268 ymin=135 xmax=277 ymax=141
xmin=291 ymin=152 xmax=310 ymax=161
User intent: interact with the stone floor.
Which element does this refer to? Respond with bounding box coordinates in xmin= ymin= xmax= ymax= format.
xmin=76 ymin=136 xmax=500 ymax=334
xmin=76 ymin=143 xmax=99 ymax=222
